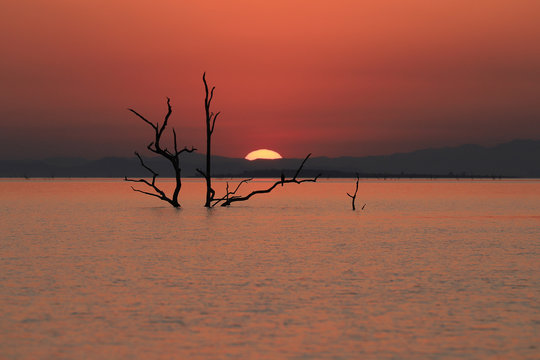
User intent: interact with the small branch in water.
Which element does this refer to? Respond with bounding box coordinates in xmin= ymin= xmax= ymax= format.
xmin=347 ymin=173 xmax=360 ymax=211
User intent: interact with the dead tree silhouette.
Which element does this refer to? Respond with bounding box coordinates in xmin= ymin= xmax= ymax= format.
xmin=346 ymin=174 xmax=366 ymax=211
xmin=196 ymin=73 xmax=219 ymax=207
xmin=125 ymin=73 xmax=320 ymax=208
xmin=124 ymin=98 xmax=195 ymax=208
xmin=347 ymin=173 xmax=360 ymax=210
xmin=194 ymin=73 xmax=320 ymax=208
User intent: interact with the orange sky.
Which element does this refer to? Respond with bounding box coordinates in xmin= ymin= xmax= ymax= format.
xmin=1 ymin=0 xmax=539 ymax=159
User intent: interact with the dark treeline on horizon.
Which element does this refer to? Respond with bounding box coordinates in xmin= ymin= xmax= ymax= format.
xmin=214 ymin=169 xmax=511 ymax=180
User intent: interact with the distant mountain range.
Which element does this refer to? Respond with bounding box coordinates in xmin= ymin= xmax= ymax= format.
xmin=1 ymin=139 xmax=539 ymax=178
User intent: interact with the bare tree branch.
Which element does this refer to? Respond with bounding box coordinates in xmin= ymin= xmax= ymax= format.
xmin=203 ymin=72 xmax=210 ymax=104
xmin=220 ymin=154 xmax=320 ymax=206
xmin=196 ymin=168 xmax=207 ymax=178
xmin=157 ymin=97 xmax=172 ymax=141
xmin=130 ymin=186 xmax=164 ymax=200
xmin=208 ymin=86 xmax=215 ymax=105
xmin=128 ymin=108 xmax=157 ymax=130
xmin=135 ymin=152 xmax=157 ymax=180
xmin=173 ymin=128 xmax=178 ymax=155
xmin=292 ymin=153 xmax=313 ymax=179
xmin=125 ymin=152 xmax=169 ymax=202
xmin=210 ymin=178 xmax=253 ymax=207
xmin=211 ymin=112 xmax=220 ymax=134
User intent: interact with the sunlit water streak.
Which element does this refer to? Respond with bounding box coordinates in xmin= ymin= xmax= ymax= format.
xmin=0 ymin=179 xmax=539 ymax=359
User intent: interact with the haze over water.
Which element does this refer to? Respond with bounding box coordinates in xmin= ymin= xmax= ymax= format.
xmin=1 ymin=179 xmax=539 ymax=359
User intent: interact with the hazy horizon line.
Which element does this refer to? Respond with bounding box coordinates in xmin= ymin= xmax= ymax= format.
xmin=1 ymin=138 xmax=538 ymax=162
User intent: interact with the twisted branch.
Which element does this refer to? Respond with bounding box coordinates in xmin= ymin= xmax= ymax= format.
xmin=210 ymin=178 xmax=253 ymax=207
xmin=220 ymin=154 xmax=320 ymax=206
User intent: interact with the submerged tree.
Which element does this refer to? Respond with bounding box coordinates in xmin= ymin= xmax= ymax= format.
xmin=196 ymin=73 xmax=219 ymax=207
xmin=125 ymin=73 xmax=321 ymax=208
xmin=125 ymin=98 xmax=195 ymax=208
xmin=196 ymin=73 xmax=321 ymax=207
xmin=347 ymin=173 xmax=360 ymax=210
xmin=347 ymin=173 xmax=365 ymax=211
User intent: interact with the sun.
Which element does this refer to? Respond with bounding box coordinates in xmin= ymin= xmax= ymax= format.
xmin=245 ymin=149 xmax=283 ymax=161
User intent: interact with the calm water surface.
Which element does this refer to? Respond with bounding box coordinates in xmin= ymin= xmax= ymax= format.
xmin=0 ymin=179 xmax=539 ymax=359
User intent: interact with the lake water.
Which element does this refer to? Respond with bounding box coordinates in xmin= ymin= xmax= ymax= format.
xmin=0 ymin=179 xmax=539 ymax=359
